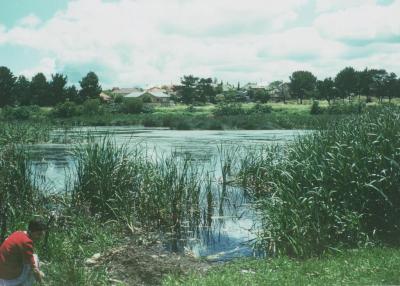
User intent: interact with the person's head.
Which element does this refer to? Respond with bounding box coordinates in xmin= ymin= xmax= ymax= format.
xmin=28 ymin=218 xmax=47 ymax=241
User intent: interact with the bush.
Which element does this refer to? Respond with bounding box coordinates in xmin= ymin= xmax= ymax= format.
xmin=82 ymin=99 xmax=103 ymax=116
xmin=326 ymin=102 xmax=366 ymax=115
xmin=239 ymin=106 xmax=400 ymax=257
xmin=119 ymin=98 xmax=143 ymax=114
xmin=2 ymin=106 xmax=32 ymax=120
xmin=247 ymin=103 xmax=272 ymax=114
xmin=213 ymin=103 xmax=245 ymax=116
xmin=52 ymin=101 xmax=79 ymax=118
xmin=310 ymin=100 xmax=324 ymax=115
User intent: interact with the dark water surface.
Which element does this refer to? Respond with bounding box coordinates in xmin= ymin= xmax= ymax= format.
xmin=29 ymin=127 xmax=303 ymax=260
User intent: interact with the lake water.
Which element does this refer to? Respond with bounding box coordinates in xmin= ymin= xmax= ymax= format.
xmin=29 ymin=127 xmax=303 ymax=261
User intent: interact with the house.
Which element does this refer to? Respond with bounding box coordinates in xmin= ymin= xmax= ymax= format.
xmin=125 ymin=90 xmax=172 ymax=104
xmin=112 ymin=87 xmax=143 ymax=96
xmin=99 ymin=92 xmax=111 ymax=101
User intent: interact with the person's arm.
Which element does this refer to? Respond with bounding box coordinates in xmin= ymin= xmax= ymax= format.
xmin=22 ymin=240 xmax=43 ymax=283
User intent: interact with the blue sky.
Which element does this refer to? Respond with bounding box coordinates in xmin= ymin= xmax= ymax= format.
xmin=0 ymin=0 xmax=399 ymax=88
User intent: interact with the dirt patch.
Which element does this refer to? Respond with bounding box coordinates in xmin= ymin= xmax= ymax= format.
xmin=89 ymin=243 xmax=211 ymax=285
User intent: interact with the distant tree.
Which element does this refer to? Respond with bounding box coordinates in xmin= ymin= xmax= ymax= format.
xmin=14 ymin=76 xmax=31 ymax=106
xmin=254 ymin=89 xmax=270 ymax=103
xmin=79 ymin=72 xmax=102 ymax=101
xmin=0 ymin=66 xmax=16 ymax=107
xmin=369 ymin=69 xmax=388 ymax=103
xmin=289 ymin=71 xmax=317 ymax=104
xmin=335 ymin=67 xmax=358 ymax=102
xmin=317 ymin=78 xmax=336 ymax=104
xmin=357 ymin=68 xmax=373 ymax=101
xmin=66 ymin=85 xmax=80 ymax=103
xmin=197 ymin=77 xmax=215 ymax=103
xmin=178 ymin=75 xmax=199 ymax=104
xmin=49 ymin=73 xmax=68 ymax=105
xmin=30 ymin=73 xmax=49 ymax=106
xmin=385 ymin=72 xmax=398 ymax=103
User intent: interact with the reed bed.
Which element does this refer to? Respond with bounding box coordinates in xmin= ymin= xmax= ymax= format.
xmin=71 ymin=137 xmax=206 ymax=232
xmin=238 ymin=106 xmax=400 ymax=257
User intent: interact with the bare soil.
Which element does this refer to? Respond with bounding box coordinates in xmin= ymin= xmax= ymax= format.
xmin=89 ymin=242 xmax=211 ymax=285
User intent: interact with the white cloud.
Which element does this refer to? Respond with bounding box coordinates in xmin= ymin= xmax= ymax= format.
xmin=315 ymin=1 xmax=400 ymax=42
xmin=0 ymin=0 xmax=400 ymax=86
xmin=20 ymin=57 xmax=56 ymax=79
xmin=17 ymin=14 xmax=42 ymax=28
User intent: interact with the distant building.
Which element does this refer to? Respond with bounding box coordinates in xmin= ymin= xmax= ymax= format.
xmin=125 ymin=90 xmax=171 ymax=104
xmin=99 ymin=92 xmax=111 ymax=101
xmin=112 ymin=87 xmax=143 ymax=96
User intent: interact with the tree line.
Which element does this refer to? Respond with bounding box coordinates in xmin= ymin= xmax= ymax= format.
xmin=0 ymin=66 xmax=102 ymax=107
xmin=290 ymin=67 xmax=399 ymax=104
xmin=177 ymin=67 xmax=400 ymax=104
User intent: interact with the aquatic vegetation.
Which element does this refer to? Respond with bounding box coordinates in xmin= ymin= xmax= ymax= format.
xmin=239 ymin=106 xmax=400 ymax=257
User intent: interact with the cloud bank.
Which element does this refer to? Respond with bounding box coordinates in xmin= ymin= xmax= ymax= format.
xmin=0 ymin=0 xmax=399 ymax=87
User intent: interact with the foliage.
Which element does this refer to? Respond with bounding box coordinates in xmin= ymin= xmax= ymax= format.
xmin=79 ymin=71 xmax=102 ymax=101
xmin=119 ymin=98 xmax=143 ymax=114
xmin=239 ymin=106 xmax=400 ymax=257
xmin=82 ymin=99 xmax=103 ymax=115
xmin=213 ymin=103 xmax=245 ymax=116
xmin=335 ymin=67 xmax=358 ymax=101
xmin=289 ymin=71 xmax=317 ymax=104
xmin=53 ymin=101 xmax=80 ymax=118
xmin=310 ymin=100 xmax=323 ymax=115
xmin=30 ymin=73 xmax=49 ymax=106
xmin=0 ymin=66 xmax=16 ymax=107
xmin=247 ymin=103 xmax=272 ymax=114
xmin=325 ymin=101 xmax=365 ymax=114
xmin=0 ymin=145 xmax=42 ymax=242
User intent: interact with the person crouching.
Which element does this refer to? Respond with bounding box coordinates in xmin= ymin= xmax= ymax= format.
xmin=0 ymin=219 xmax=46 ymax=286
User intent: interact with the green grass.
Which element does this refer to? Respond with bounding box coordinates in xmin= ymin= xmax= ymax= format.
xmin=163 ymin=248 xmax=400 ymax=286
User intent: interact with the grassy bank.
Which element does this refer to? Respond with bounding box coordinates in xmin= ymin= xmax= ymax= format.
xmin=163 ymin=247 xmax=400 ymax=285
xmin=0 ymin=101 xmax=368 ymax=130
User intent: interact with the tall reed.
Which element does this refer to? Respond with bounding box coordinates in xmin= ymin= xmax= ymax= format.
xmin=0 ymin=145 xmax=42 ymax=242
xmin=239 ymin=106 xmax=400 ymax=257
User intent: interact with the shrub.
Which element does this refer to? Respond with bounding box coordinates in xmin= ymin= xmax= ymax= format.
xmin=212 ymin=103 xmax=245 ymax=116
xmin=239 ymin=106 xmax=400 ymax=257
xmin=119 ymin=98 xmax=143 ymax=114
xmin=53 ymin=101 xmax=79 ymax=118
xmin=310 ymin=100 xmax=324 ymax=115
xmin=82 ymin=99 xmax=103 ymax=116
xmin=1 ymin=106 xmax=32 ymax=120
xmin=248 ymin=103 xmax=272 ymax=114
xmin=326 ymin=102 xmax=366 ymax=115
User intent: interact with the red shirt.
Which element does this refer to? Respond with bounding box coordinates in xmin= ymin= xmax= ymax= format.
xmin=0 ymin=231 xmax=36 ymax=280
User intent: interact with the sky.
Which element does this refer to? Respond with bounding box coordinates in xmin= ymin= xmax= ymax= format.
xmin=0 ymin=0 xmax=399 ymax=88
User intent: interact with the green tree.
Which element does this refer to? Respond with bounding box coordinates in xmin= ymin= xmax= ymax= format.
xmin=79 ymin=72 xmax=102 ymax=100
xmin=0 ymin=66 xmax=16 ymax=107
xmin=335 ymin=67 xmax=358 ymax=102
xmin=30 ymin=73 xmax=49 ymax=106
xmin=178 ymin=75 xmax=199 ymax=104
xmin=357 ymin=68 xmax=373 ymax=101
xmin=385 ymin=72 xmax=398 ymax=103
xmin=197 ymin=77 xmax=215 ymax=103
xmin=369 ymin=69 xmax=388 ymax=103
xmin=14 ymin=75 xmax=31 ymax=106
xmin=66 ymin=85 xmax=80 ymax=103
xmin=289 ymin=71 xmax=317 ymax=104
xmin=49 ymin=73 xmax=68 ymax=105
xmin=317 ymin=78 xmax=336 ymax=104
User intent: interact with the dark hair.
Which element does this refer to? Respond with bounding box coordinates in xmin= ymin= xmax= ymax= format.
xmin=28 ymin=218 xmax=48 ymax=233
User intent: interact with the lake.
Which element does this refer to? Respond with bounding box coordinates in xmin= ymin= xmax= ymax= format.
xmin=29 ymin=127 xmax=303 ymax=261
